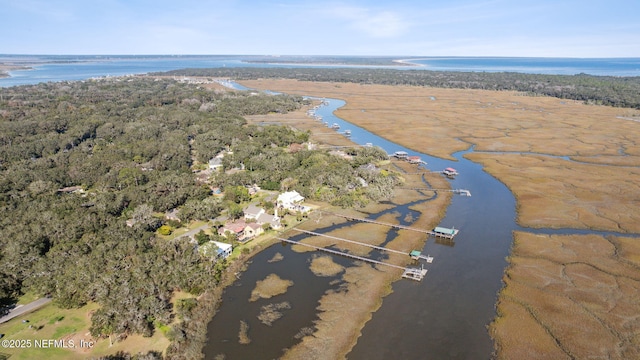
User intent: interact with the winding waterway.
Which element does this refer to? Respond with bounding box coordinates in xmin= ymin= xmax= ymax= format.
xmin=204 ymin=90 xmax=638 ymax=359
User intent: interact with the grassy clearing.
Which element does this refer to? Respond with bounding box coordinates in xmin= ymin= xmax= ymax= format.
xmin=0 ymin=301 xmax=170 ymax=360
xmin=490 ymin=232 xmax=640 ymax=359
xmin=15 ymin=292 xmax=40 ymax=305
xmin=249 ymin=274 xmax=294 ymax=302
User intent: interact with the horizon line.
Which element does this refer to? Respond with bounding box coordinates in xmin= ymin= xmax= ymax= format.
xmin=2 ymin=54 xmax=640 ymax=60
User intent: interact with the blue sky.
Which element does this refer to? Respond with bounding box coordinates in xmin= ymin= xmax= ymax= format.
xmin=2 ymin=0 xmax=639 ymax=57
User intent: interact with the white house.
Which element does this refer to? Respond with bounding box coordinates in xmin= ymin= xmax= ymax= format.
xmin=277 ymin=191 xmax=304 ymax=208
xmin=212 ymin=241 xmax=232 ymax=259
xmin=244 ymin=204 xmax=265 ymax=220
xmin=208 ymin=157 xmax=223 ymax=171
xmin=277 ymin=191 xmax=310 ymax=213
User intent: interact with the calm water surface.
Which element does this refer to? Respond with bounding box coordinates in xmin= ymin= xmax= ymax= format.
xmin=204 ymin=95 xmax=640 ymax=359
xmin=204 ymin=98 xmax=519 ymax=359
xmin=2 ymin=56 xmax=638 ymax=88
xmin=4 ymin=57 xmax=636 ymax=358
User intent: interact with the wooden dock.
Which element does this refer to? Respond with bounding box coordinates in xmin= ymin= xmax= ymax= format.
xmin=402 ymin=265 xmax=428 ymax=281
xmin=276 ymin=237 xmax=404 ymax=271
xmin=320 ymin=210 xmax=458 ymax=239
xmin=277 ymin=236 xmax=429 ymax=281
xmin=410 ymin=250 xmax=434 ymax=263
xmin=292 ymin=229 xmax=434 ymax=264
xmin=399 ymin=188 xmax=471 ymax=196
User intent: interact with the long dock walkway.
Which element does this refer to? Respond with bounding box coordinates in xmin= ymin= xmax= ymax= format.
xmin=292 ymin=229 xmax=406 ymax=255
xmin=292 ymin=228 xmax=433 ymax=262
xmin=276 ymin=237 xmax=405 ymax=270
xmin=319 ymin=210 xmax=457 ymax=239
xmin=399 ymin=188 xmax=471 ymax=196
xmin=277 ymin=237 xmax=428 ymax=281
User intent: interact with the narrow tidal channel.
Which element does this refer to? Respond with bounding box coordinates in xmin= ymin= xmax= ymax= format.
xmin=204 ymin=96 xmax=521 ymax=359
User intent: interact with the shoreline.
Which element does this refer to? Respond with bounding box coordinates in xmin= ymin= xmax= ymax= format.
xmin=236 ymin=79 xmax=640 ymax=358
xmin=200 ymin=94 xmax=453 ymax=359
xmin=0 ymin=64 xmax=33 ymax=78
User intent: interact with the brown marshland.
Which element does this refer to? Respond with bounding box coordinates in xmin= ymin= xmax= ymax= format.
xmin=242 ymin=79 xmax=640 ymax=359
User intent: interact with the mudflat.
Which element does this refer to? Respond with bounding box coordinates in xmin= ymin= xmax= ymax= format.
xmin=241 ymin=79 xmax=640 ymax=358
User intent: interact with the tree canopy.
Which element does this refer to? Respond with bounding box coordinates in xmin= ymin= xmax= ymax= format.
xmin=158 ymin=67 xmax=640 ymax=109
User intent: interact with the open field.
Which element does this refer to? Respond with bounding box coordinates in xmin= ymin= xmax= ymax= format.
xmin=240 ymin=79 xmax=640 ymax=358
xmin=0 ymin=302 xmax=169 ymax=360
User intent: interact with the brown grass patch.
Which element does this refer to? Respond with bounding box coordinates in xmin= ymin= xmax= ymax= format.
xmin=242 ymin=79 xmax=640 ymax=235
xmin=238 ymin=320 xmax=251 ymax=344
xmin=268 ymin=252 xmax=284 ymax=263
xmin=465 ymin=152 xmax=640 ymax=233
xmin=309 ymin=255 xmax=345 ymax=277
xmin=240 ymin=80 xmax=640 ymax=162
xmin=232 ymin=78 xmax=640 ymax=360
xmin=249 ymin=274 xmax=294 ymax=302
xmin=490 ymin=232 xmax=640 ymax=359
xmin=257 ymin=302 xmax=291 ymax=326
xmin=282 ymin=263 xmax=398 ymax=360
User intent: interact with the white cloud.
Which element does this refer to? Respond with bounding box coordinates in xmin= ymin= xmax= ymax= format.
xmin=324 ymin=5 xmax=410 ymax=38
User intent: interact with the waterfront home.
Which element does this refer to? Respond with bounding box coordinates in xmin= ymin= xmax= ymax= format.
xmin=243 ymin=223 xmax=264 ymax=239
xmin=244 ymin=204 xmax=265 ymax=220
xmin=256 ymin=212 xmax=282 ymax=230
xmin=277 ymin=191 xmax=304 ymax=207
xmin=202 ymin=241 xmax=232 ymax=259
xmin=277 ymin=190 xmax=311 ymax=213
xmin=218 ymin=219 xmax=248 ymax=238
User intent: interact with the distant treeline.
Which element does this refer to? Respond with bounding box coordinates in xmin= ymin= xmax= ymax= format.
xmin=158 ymin=67 xmax=640 ymax=109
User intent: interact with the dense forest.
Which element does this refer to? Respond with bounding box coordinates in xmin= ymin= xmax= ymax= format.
xmin=0 ymin=77 xmax=398 ymax=358
xmin=157 ymin=67 xmax=640 ymax=109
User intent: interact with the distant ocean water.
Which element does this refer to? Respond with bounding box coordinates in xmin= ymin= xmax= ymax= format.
xmin=1 ymin=55 xmax=639 ymax=87
xmin=402 ymin=57 xmax=640 ymax=76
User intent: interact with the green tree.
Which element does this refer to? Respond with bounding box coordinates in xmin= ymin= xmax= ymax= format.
xmin=195 ymin=230 xmax=211 ymax=245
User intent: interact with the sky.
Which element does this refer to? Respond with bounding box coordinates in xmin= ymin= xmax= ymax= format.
xmin=2 ymin=0 xmax=639 ymax=57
